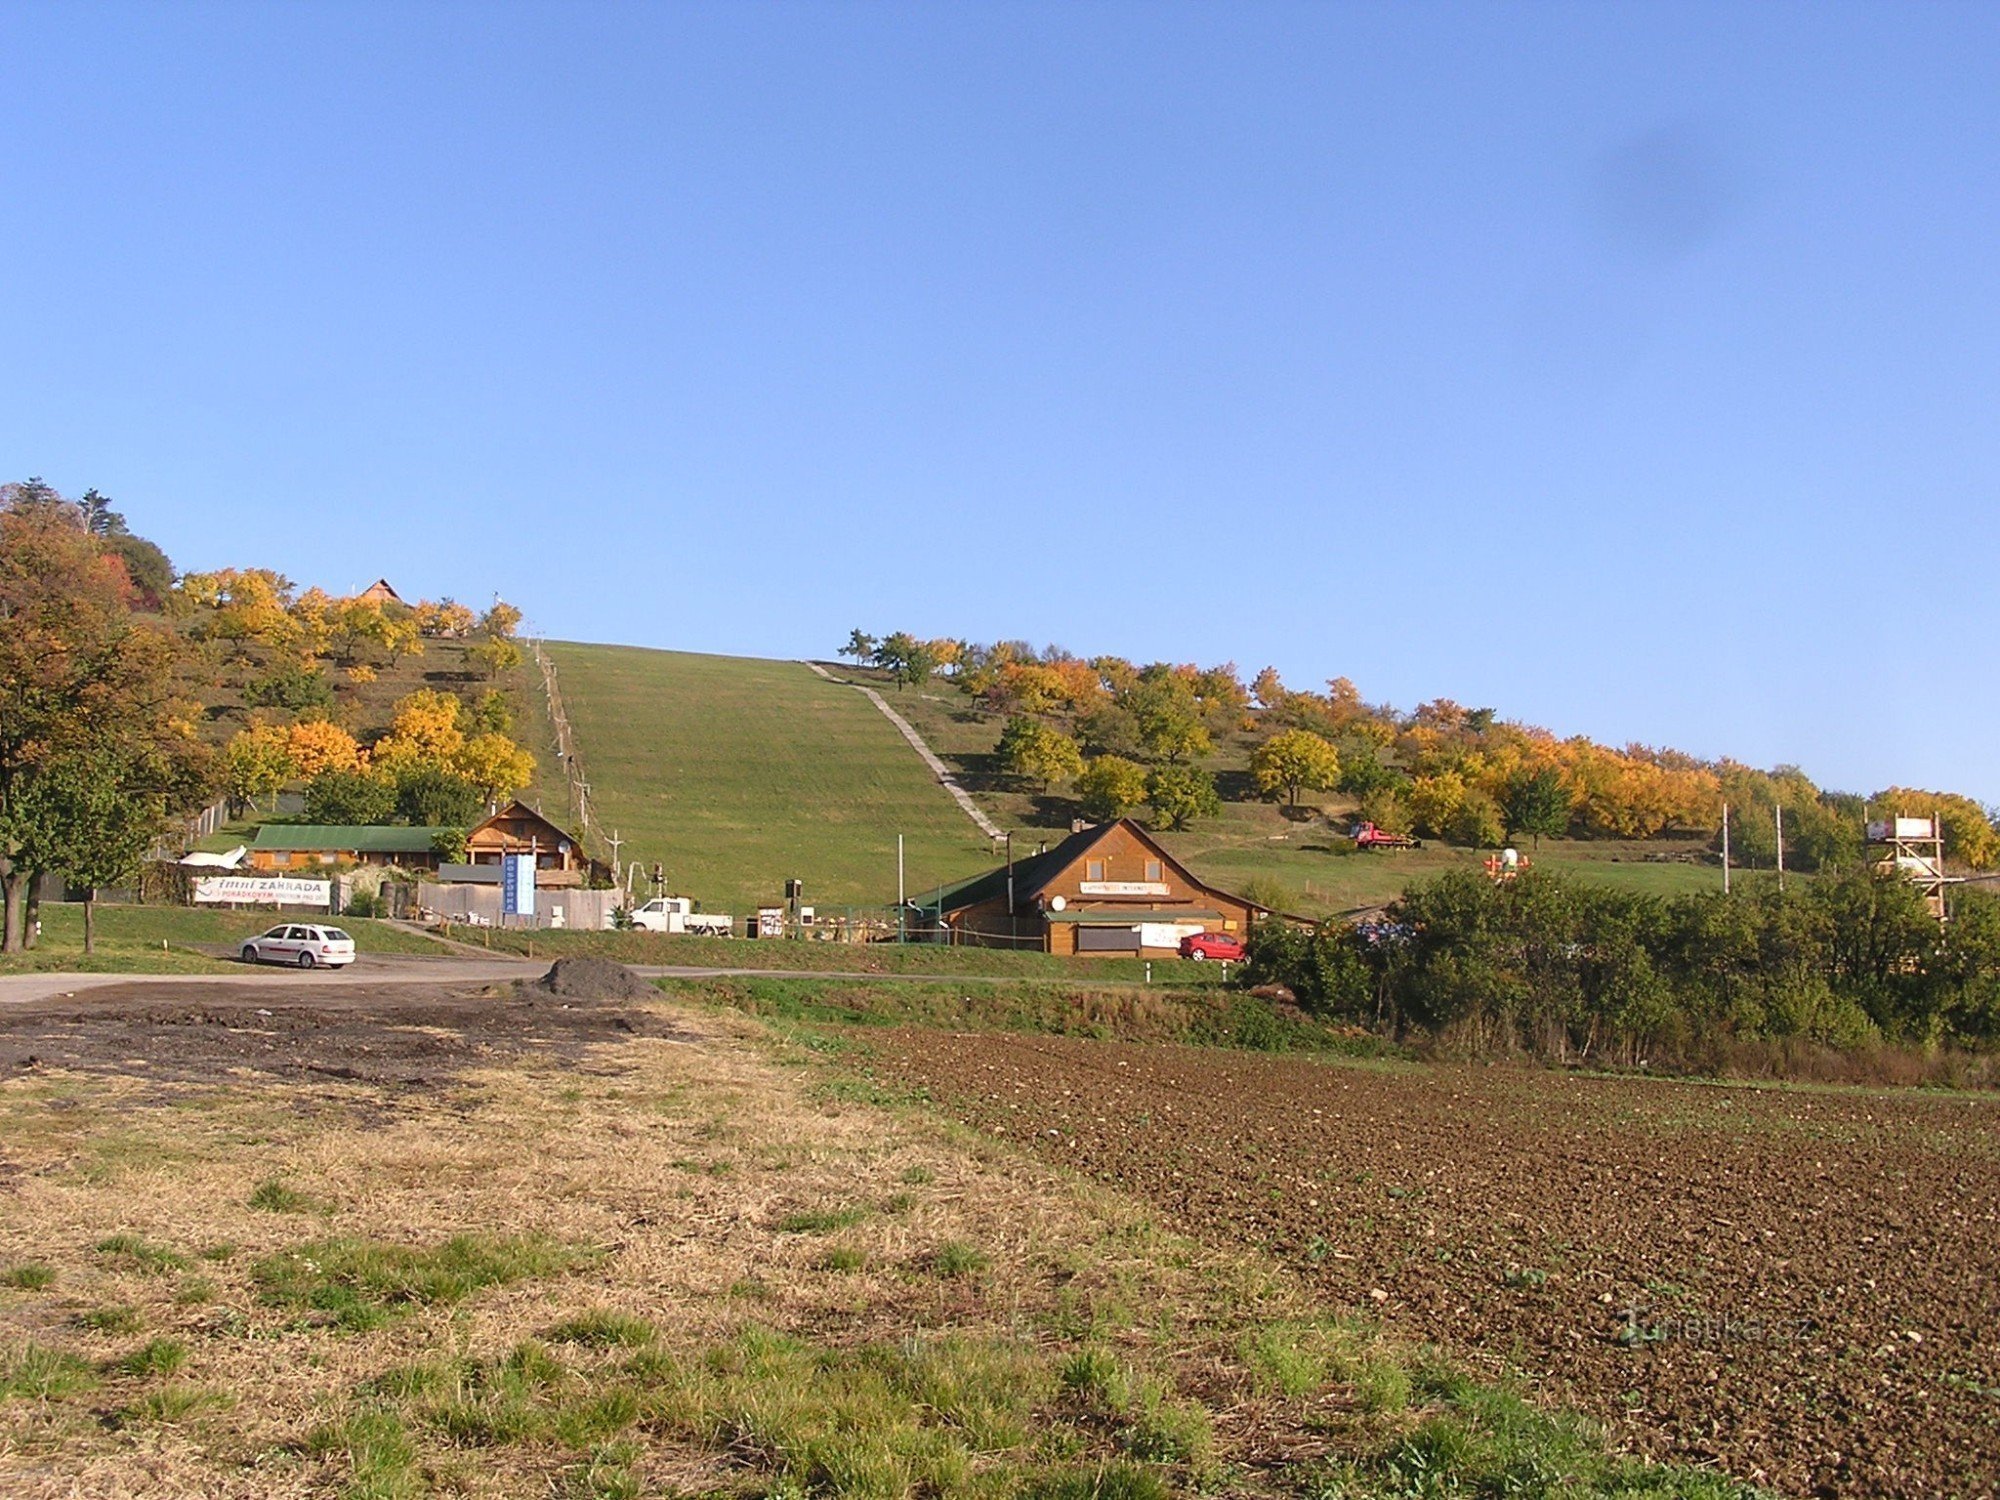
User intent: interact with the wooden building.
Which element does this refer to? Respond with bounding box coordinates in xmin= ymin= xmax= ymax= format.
xmin=247 ymin=824 xmax=448 ymax=872
xmin=916 ymin=819 xmax=1264 ymax=956
xmin=355 ymin=578 xmax=404 ymax=607
xmin=462 ymin=800 xmax=589 ymax=888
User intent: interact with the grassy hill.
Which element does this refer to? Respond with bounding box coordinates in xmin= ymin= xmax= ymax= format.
xmin=835 ymin=662 xmax=1726 ymax=916
xmin=545 ymin=646 xmax=1727 ymax=922
xmin=545 ymin=644 xmax=998 ymax=913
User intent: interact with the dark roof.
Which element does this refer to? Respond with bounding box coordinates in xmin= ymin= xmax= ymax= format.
xmin=251 ymin=825 xmax=447 ymax=853
xmin=923 ymin=819 xmax=1261 ymax=917
xmin=921 ymin=822 xmax=1118 ymax=915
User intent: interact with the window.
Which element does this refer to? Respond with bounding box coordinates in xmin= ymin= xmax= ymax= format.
xmin=1086 ymin=860 xmax=1105 ymax=882
xmin=272 ymin=852 xmax=292 ymax=868
xmin=1144 ymin=860 xmax=1163 ymax=883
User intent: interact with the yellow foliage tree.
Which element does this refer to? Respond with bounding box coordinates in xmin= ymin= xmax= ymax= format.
xmin=371 ymin=689 xmax=466 ymax=775
xmin=222 ymin=723 xmax=296 ymax=812
xmin=1408 ymin=771 xmax=1469 ymax=840
xmin=287 ymin=720 xmax=363 ymax=778
xmin=455 ymin=733 xmax=536 ymax=804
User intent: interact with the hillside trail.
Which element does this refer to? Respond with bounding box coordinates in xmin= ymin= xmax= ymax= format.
xmin=803 ymin=661 xmax=1006 ymax=841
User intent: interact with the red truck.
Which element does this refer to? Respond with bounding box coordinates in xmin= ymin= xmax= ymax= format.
xmin=1352 ymin=821 xmax=1421 ymax=850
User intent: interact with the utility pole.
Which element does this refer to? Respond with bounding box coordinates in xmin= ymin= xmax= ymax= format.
xmin=1005 ymin=831 xmax=1015 ymax=947
xmin=1775 ymin=803 xmax=1786 ymax=893
xmin=1721 ymin=804 xmax=1730 ymax=895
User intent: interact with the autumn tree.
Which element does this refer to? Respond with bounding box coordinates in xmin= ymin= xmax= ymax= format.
xmin=480 ymin=601 xmax=523 ymax=640
xmin=1075 ymin=756 xmax=1149 ymax=821
xmin=0 ymin=497 xmax=208 ymax=950
xmin=468 ymin=635 xmax=523 ymax=679
xmin=1250 ymin=729 xmax=1341 ymax=808
xmin=372 ymin=689 xmax=466 ymax=773
xmin=222 ymin=724 xmax=297 ymax=813
xmin=997 ymin=717 xmax=1083 ymax=790
xmin=286 ymin=720 xmax=363 ymax=779
xmin=1145 ymin=764 xmax=1221 ymax=830
xmin=457 ymin=732 xmax=536 ymax=804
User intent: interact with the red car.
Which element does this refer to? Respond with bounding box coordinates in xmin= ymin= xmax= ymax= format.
xmin=1179 ymin=930 xmax=1245 ymax=962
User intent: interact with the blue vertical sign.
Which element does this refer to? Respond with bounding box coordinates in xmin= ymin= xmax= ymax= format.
xmin=501 ymin=853 xmax=537 ymax=916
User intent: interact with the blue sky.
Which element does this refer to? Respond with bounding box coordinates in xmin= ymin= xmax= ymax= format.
xmin=4 ymin=2 xmax=1995 ymax=800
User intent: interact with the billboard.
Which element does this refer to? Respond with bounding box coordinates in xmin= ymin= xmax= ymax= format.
xmin=192 ymin=876 xmax=331 ymax=907
xmin=501 ymin=853 xmax=537 ymax=916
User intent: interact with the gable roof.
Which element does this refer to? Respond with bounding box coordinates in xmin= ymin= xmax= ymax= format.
xmin=923 ymin=818 xmax=1261 ymax=917
xmin=467 ymin=800 xmax=577 ymax=846
xmin=355 ymin=578 xmax=404 ymax=604
xmin=251 ymin=824 xmax=447 ymax=854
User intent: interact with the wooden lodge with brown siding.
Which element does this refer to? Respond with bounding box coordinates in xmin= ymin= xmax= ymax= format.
xmin=914 ymin=818 xmax=1264 ymax=956
xmin=461 ymin=800 xmax=589 ymax=887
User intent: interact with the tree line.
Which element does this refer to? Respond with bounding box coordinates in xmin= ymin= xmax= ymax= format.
xmin=0 ymin=476 xmax=537 ymax=952
xmin=1243 ymin=867 xmax=2000 ymax=1066
xmin=839 ymin=629 xmax=1998 ymax=867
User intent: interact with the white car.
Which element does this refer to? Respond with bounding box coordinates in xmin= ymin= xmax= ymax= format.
xmin=240 ymin=923 xmax=357 ymax=969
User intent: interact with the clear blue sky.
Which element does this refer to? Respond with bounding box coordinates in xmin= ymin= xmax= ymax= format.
xmin=4 ymin=2 xmax=1995 ymax=800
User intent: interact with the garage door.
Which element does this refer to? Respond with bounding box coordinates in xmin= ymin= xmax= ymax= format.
xmin=1076 ymin=925 xmax=1141 ymax=953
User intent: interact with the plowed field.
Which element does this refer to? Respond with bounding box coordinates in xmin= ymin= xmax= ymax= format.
xmin=874 ymin=1033 xmax=2000 ymax=1498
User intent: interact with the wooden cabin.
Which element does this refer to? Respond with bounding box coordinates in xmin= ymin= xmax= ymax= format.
xmin=462 ymin=801 xmax=588 ymax=888
xmin=916 ymin=819 xmax=1264 ymax=956
xmin=355 ymin=578 xmax=405 ymax=607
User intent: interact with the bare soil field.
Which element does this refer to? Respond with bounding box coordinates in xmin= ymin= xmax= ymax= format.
xmin=0 ymin=977 xmax=1752 ymax=1497
xmin=871 ymin=1032 xmax=2000 ymax=1498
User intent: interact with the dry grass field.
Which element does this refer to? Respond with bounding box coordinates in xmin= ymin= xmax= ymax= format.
xmin=0 ymin=977 xmax=1749 ymax=1499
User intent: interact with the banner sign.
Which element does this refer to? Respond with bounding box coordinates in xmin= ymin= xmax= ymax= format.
xmin=501 ymin=853 xmax=536 ymax=916
xmin=193 ymin=876 xmax=331 ymax=907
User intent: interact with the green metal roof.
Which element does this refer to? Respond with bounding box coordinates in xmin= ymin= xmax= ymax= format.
xmin=250 ymin=824 xmax=449 ymax=853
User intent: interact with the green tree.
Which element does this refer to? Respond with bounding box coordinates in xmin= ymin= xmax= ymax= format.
xmin=843 ymin=628 xmax=877 ymax=666
xmin=304 ymin=769 xmax=397 ymax=826
xmin=997 ymin=717 xmax=1084 ymax=790
xmin=471 ymin=690 xmax=514 ymax=735
xmin=1501 ymin=766 xmax=1572 ymax=848
xmin=1123 ymin=669 xmax=1212 ymax=763
xmin=394 ymin=767 xmax=485 ymax=826
xmin=1075 ymin=755 xmax=1149 ymax=821
xmin=33 ymin=747 xmax=167 ymax=954
xmin=1145 ymin=764 xmax=1221 ymax=830
xmin=872 ymin=631 xmax=919 ymax=686
xmin=1249 ymin=729 xmax=1341 ymax=807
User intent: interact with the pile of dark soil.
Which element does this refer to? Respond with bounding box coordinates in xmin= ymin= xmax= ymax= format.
xmin=525 ymin=957 xmax=657 ymax=1002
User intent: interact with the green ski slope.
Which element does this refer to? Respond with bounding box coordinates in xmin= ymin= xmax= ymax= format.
xmin=546 ymin=643 xmax=996 ymax=914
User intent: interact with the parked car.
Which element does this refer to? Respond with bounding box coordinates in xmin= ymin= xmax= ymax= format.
xmin=240 ymin=923 xmax=356 ymax=969
xmin=1179 ymin=930 xmax=1245 ymax=962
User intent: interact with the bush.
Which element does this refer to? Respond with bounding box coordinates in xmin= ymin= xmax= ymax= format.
xmin=1284 ymin=866 xmax=2000 ymax=1061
